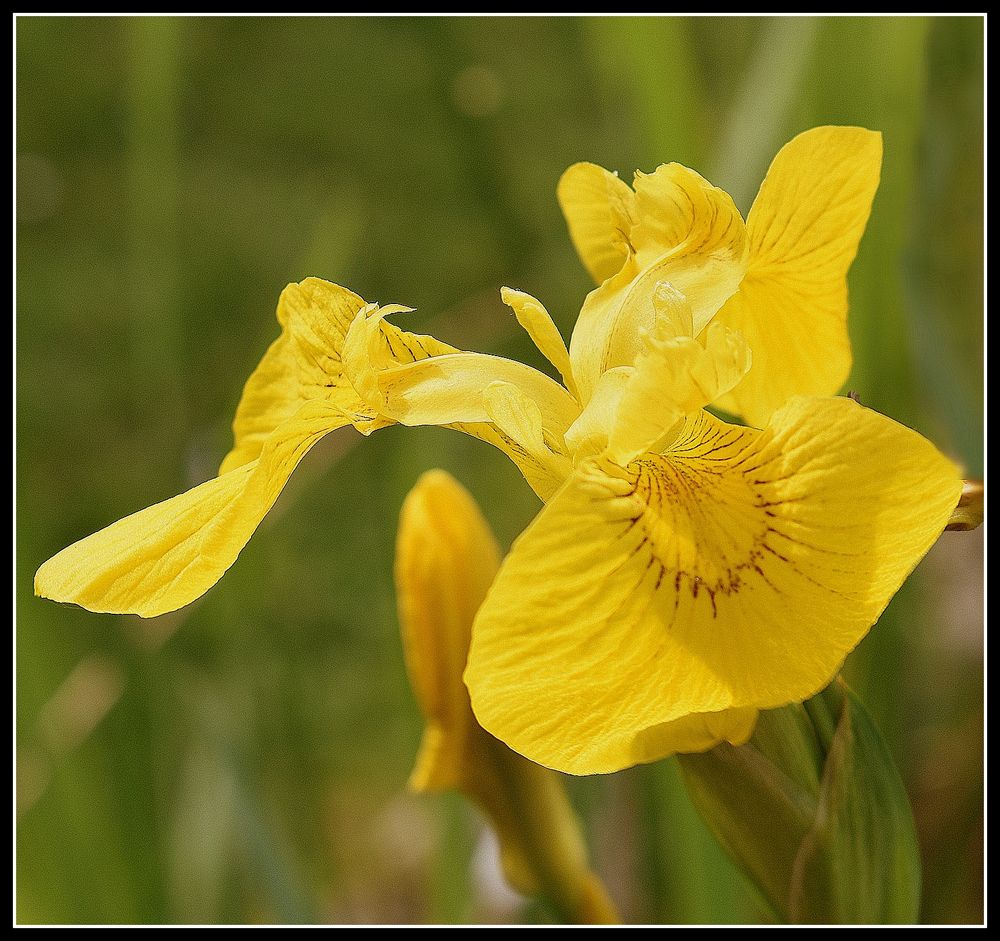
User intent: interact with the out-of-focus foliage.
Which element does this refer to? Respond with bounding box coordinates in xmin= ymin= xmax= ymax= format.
xmin=16 ymin=15 xmax=982 ymax=924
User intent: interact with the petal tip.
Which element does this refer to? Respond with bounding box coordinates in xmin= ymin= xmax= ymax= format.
xmin=410 ymin=467 xmax=465 ymax=503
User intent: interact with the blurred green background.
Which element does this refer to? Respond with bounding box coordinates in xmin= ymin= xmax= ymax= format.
xmin=17 ymin=15 xmax=983 ymax=925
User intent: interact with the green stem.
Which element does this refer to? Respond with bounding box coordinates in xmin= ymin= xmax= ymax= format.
xmin=471 ymin=736 xmax=620 ymax=924
xmin=802 ymin=685 xmax=841 ymax=754
xmin=430 ymin=793 xmax=475 ymax=924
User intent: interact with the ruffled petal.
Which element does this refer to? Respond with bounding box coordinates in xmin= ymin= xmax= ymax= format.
xmin=557 ymin=162 xmax=637 ymax=284
xmin=569 ymin=164 xmax=747 ymax=402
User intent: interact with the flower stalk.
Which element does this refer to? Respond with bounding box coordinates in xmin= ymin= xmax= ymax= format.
xmin=459 ymin=734 xmax=619 ymax=924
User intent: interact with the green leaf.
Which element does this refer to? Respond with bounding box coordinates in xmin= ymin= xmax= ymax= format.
xmin=678 ymin=682 xmax=921 ymax=924
xmin=789 ymin=686 xmax=921 ymax=924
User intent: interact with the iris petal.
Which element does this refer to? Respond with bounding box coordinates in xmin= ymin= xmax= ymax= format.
xmin=344 ymin=306 xmax=580 ymax=499
xmin=569 ymin=164 xmax=748 ymax=402
xmin=466 ymin=398 xmax=960 ymax=774
xmin=557 ymin=162 xmax=637 ymax=285
xmin=35 ymin=399 xmax=358 ymax=618
xmin=715 ymin=126 xmax=883 ymax=426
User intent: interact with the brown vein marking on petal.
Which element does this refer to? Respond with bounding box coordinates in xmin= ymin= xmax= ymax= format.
xmin=599 ymin=415 xmax=845 ymax=624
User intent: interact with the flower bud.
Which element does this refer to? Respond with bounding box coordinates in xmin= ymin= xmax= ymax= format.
xmin=396 ymin=469 xmax=618 ymax=924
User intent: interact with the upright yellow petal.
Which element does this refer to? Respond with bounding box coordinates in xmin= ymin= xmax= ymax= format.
xmin=564 ymin=286 xmax=750 ymax=465
xmin=344 ymin=306 xmax=579 ymax=499
xmin=556 ymin=162 xmax=637 ymax=284
xmin=565 ymin=255 xmax=641 ymax=405
xmin=220 ymin=277 xmax=376 ymax=474
xmin=569 ymin=164 xmax=747 ymax=402
xmin=35 ymin=399 xmax=353 ymax=618
xmin=607 ymin=285 xmax=751 ymax=465
xmin=466 ymin=398 xmax=961 ymax=775
xmin=715 ymin=127 xmax=883 ymax=426
xmin=500 ymin=287 xmax=579 ymax=400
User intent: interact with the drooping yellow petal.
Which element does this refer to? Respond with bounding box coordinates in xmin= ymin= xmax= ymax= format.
xmin=569 ymin=164 xmax=748 ymax=403
xmin=500 ymin=287 xmax=579 ymax=400
xmin=556 ymin=162 xmax=637 ymax=284
xmin=35 ymin=279 xmax=440 ymax=617
xmin=344 ymin=306 xmax=580 ymax=499
xmin=220 ymin=277 xmax=378 ymax=474
xmin=35 ymin=399 xmax=355 ymax=618
xmin=466 ymin=398 xmax=961 ymax=775
xmin=715 ymin=126 xmax=883 ymax=426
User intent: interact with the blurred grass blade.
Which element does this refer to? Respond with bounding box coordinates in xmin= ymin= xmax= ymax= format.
xmin=169 ymin=741 xmax=238 ymax=923
xmin=905 ymin=17 xmax=984 ymax=473
xmin=583 ymin=16 xmax=706 ymax=167
xmin=229 ymin=752 xmax=318 ymax=924
xmin=710 ymin=16 xmax=819 ymax=211
xmin=430 ymin=794 xmax=476 ymax=924
xmin=127 ymin=17 xmax=185 ymax=429
xmin=636 ymin=760 xmax=749 ymax=924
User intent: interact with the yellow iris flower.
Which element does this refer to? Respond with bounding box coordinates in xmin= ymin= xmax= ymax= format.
xmin=35 ymin=126 xmax=962 ymax=776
